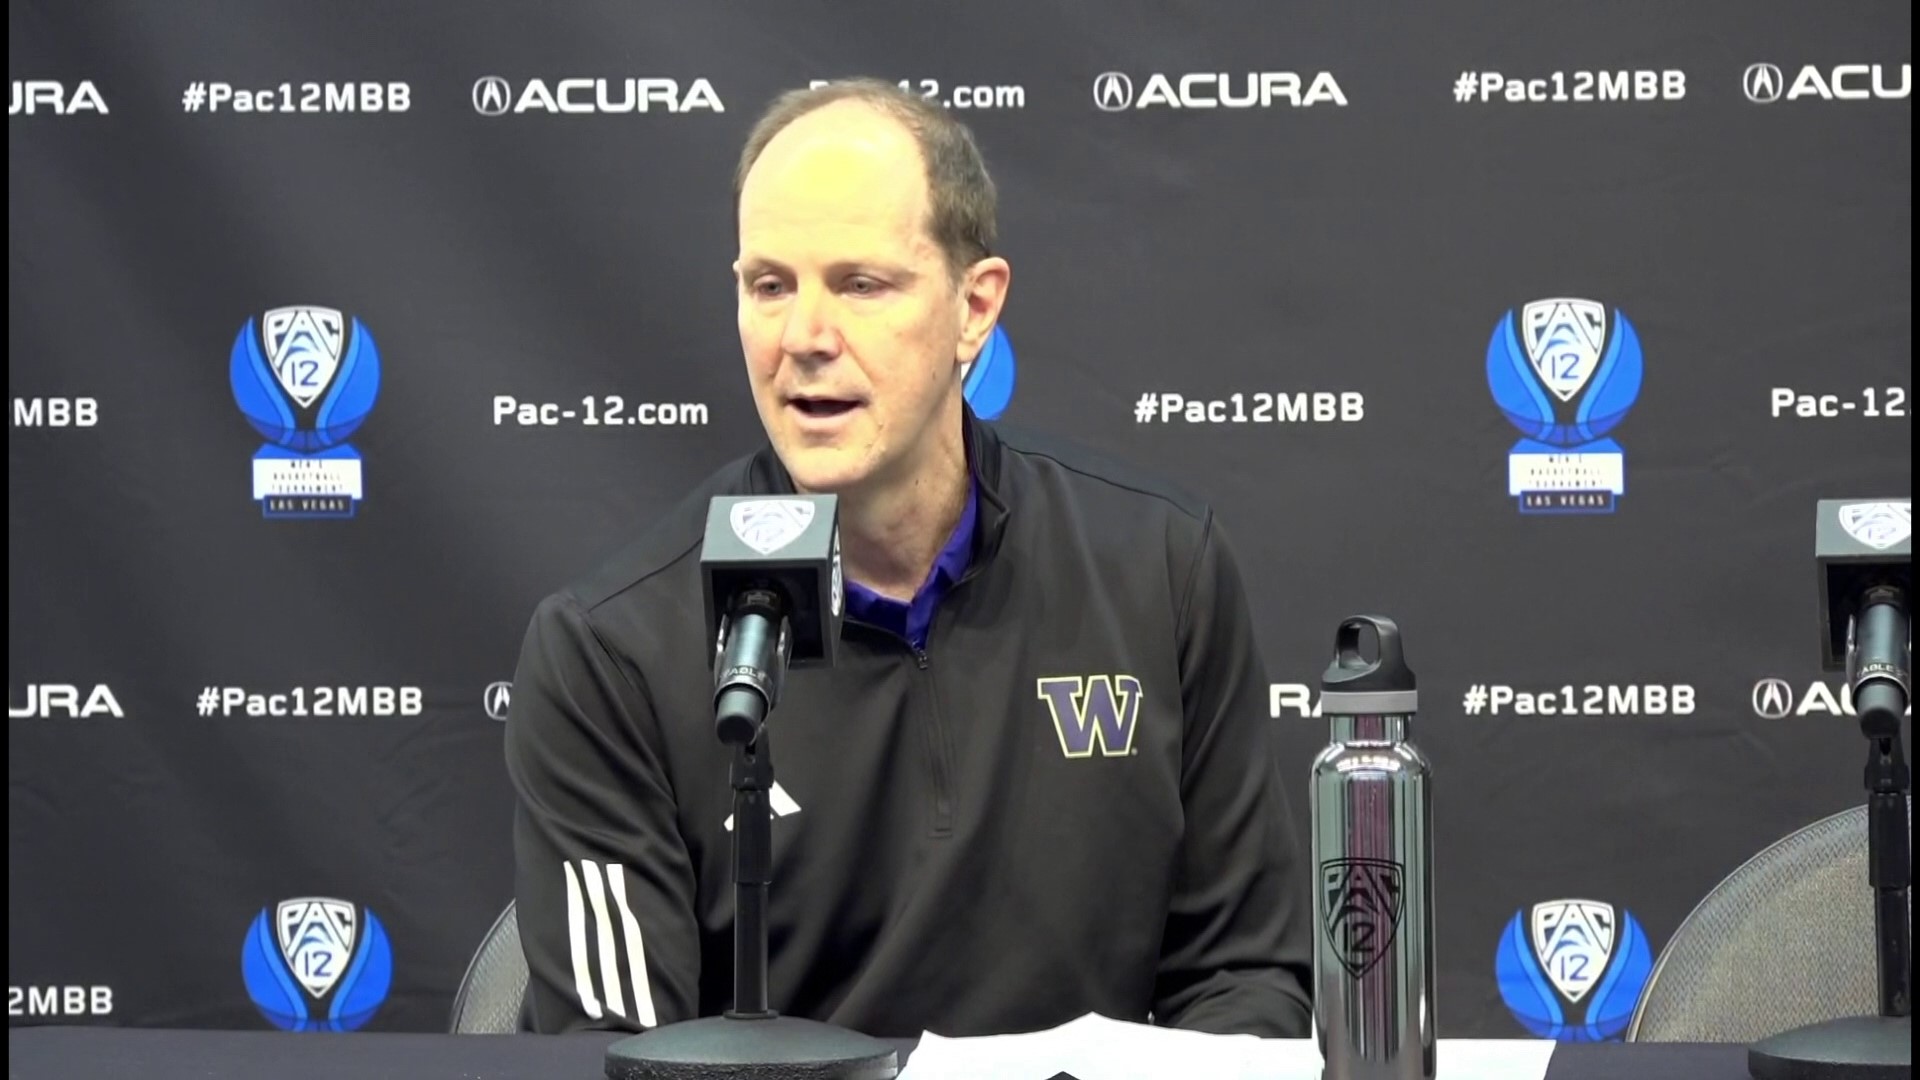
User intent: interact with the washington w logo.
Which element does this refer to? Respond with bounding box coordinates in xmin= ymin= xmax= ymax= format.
xmin=1036 ymin=675 xmax=1142 ymax=758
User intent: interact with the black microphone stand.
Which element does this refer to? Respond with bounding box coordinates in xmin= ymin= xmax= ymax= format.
xmin=1749 ymin=586 xmax=1912 ymax=1080
xmin=728 ymin=726 xmax=777 ymax=1025
xmin=604 ymin=602 xmax=898 ymax=1080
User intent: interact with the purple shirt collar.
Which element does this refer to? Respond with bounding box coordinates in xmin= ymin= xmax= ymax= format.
xmin=842 ymin=477 xmax=978 ymax=652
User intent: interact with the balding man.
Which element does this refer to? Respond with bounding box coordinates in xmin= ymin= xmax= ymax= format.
xmin=505 ymin=78 xmax=1312 ymax=1041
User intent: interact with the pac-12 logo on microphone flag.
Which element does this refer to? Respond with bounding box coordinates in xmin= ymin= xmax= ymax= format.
xmin=730 ymin=499 xmax=815 ymax=555
xmin=962 ymin=324 xmax=1016 ymax=420
xmin=229 ymin=306 xmax=383 ymax=519
xmin=240 ymin=897 xmax=393 ymax=1032
xmin=1495 ymin=898 xmax=1653 ymax=1041
xmin=1485 ymin=299 xmax=1643 ymax=516
xmin=1839 ymin=501 xmax=1911 ymax=550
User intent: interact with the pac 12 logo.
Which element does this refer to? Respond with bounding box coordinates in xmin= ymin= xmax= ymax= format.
xmin=962 ymin=324 xmax=1016 ymax=420
xmin=1486 ymin=298 xmax=1643 ymax=515
xmin=1496 ymin=898 xmax=1653 ymax=1041
xmin=241 ymin=897 xmax=393 ymax=1032
xmin=230 ymin=306 xmax=382 ymax=519
xmin=1320 ymin=857 xmax=1403 ymax=979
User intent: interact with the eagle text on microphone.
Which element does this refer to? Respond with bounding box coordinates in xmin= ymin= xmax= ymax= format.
xmin=1462 ymin=683 xmax=1695 ymax=716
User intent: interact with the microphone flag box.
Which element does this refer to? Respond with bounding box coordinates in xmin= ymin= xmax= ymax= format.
xmin=701 ymin=495 xmax=843 ymax=668
xmin=1815 ymin=498 xmax=1911 ymax=671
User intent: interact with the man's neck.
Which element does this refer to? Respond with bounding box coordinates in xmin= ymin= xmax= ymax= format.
xmin=832 ymin=423 xmax=970 ymax=603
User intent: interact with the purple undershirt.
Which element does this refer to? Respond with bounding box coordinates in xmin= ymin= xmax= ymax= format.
xmin=842 ymin=478 xmax=978 ymax=652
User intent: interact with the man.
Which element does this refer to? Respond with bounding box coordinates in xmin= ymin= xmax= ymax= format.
xmin=505 ymin=78 xmax=1312 ymax=1040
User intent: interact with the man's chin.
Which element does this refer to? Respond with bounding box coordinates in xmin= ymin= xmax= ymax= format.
xmin=776 ymin=447 xmax=873 ymax=495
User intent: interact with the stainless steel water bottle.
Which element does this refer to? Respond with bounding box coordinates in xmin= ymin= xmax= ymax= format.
xmin=1311 ymin=615 xmax=1435 ymax=1080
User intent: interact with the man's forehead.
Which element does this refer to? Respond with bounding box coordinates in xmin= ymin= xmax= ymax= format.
xmin=739 ymin=104 xmax=931 ymax=239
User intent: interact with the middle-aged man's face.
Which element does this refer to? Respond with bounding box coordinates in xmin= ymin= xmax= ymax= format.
xmin=734 ymin=101 xmax=1004 ymax=497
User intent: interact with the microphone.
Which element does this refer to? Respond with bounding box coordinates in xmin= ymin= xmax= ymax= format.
xmin=700 ymin=495 xmax=843 ymax=746
xmin=1853 ymin=594 xmax=1908 ymax=734
xmin=606 ymin=492 xmax=895 ymax=1079
xmin=1749 ymin=498 xmax=1911 ymax=1079
xmin=1816 ymin=498 xmax=1912 ymax=733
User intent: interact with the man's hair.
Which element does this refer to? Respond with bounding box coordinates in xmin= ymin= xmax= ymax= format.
xmin=733 ymin=78 xmax=998 ymax=284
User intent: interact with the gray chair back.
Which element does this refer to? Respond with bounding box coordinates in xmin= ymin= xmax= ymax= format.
xmin=1629 ymin=800 xmax=1910 ymax=1042
xmin=449 ymin=901 xmax=530 ymax=1034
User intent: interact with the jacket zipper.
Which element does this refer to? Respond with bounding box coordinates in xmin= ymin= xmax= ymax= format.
xmin=842 ymin=616 xmax=958 ymax=839
xmin=907 ymin=545 xmax=995 ymax=839
xmin=913 ymin=645 xmax=954 ymax=837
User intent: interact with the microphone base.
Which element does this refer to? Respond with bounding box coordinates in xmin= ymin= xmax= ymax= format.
xmin=605 ymin=1014 xmax=898 ymax=1080
xmin=1748 ymin=1015 xmax=1910 ymax=1080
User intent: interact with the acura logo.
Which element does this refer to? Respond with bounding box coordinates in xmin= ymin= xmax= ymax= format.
xmin=484 ymin=681 xmax=513 ymax=721
xmin=473 ymin=76 xmax=511 ymax=116
xmin=1093 ymin=72 xmax=1133 ymax=111
xmin=1743 ymin=63 xmax=1784 ymax=104
xmin=1751 ymin=678 xmax=1793 ymax=719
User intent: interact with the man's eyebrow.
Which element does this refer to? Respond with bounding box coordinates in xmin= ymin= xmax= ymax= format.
xmin=736 ymin=256 xmax=788 ymax=277
xmin=737 ymin=257 xmax=920 ymax=282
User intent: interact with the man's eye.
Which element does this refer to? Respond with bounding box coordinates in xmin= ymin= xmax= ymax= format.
xmin=753 ymin=279 xmax=785 ymax=297
xmin=847 ymin=277 xmax=882 ymax=295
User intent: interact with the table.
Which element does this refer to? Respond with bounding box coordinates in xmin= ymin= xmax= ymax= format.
xmin=8 ymin=1025 xmax=1756 ymax=1079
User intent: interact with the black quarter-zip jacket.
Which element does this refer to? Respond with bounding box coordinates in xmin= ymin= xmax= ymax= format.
xmin=504 ymin=407 xmax=1314 ymax=1039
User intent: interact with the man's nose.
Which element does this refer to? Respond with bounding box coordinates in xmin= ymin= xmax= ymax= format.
xmin=779 ymin=286 xmax=841 ymax=361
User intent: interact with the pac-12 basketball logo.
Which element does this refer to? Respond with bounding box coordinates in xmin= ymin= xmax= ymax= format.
xmin=240 ymin=897 xmax=393 ymax=1032
xmin=1320 ymin=858 xmax=1403 ymax=979
xmin=1485 ymin=298 xmax=1643 ymax=515
xmin=229 ymin=306 xmax=383 ymax=519
xmin=1495 ymin=898 xmax=1653 ymax=1041
xmin=962 ymin=324 xmax=1016 ymax=420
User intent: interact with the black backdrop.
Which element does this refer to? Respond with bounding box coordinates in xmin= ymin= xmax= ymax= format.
xmin=9 ymin=0 xmax=1911 ymax=1043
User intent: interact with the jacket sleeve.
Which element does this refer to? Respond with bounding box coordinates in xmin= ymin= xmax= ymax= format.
xmin=503 ymin=591 xmax=703 ymax=1033
xmin=1151 ymin=512 xmax=1315 ymax=1037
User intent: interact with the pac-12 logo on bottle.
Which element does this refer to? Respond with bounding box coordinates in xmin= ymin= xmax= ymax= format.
xmin=1485 ymin=298 xmax=1643 ymax=515
xmin=1320 ymin=857 xmax=1403 ymax=979
xmin=240 ymin=897 xmax=393 ymax=1032
xmin=1495 ymin=898 xmax=1653 ymax=1041
xmin=229 ymin=306 xmax=382 ymax=519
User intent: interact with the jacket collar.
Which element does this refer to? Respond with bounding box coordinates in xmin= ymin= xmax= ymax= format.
xmin=746 ymin=401 xmax=1011 ymax=570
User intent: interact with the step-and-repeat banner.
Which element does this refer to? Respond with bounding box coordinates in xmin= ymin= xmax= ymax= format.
xmin=9 ymin=0 xmax=1910 ymax=1042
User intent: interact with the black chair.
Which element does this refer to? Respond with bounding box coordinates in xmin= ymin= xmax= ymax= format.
xmin=449 ymin=901 xmax=530 ymax=1034
xmin=1628 ymin=800 xmax=1911 ymax=1042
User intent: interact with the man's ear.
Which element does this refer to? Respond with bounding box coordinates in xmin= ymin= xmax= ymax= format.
xmin=957 ymin=257 xmax=1011 ymax=365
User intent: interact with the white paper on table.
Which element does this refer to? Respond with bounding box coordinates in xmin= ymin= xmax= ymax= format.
xmin=899 ymin=1013 xmax=1557 ymax=1080
xmin=1433 ymin=1038 xmax=1559 ymax=1078
xmin=1242 ymin=1038 xmax=1561 ymax=1079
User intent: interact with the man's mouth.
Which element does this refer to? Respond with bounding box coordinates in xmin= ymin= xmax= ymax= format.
xmin=789 ymin=397 xmax=861 ymax=418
